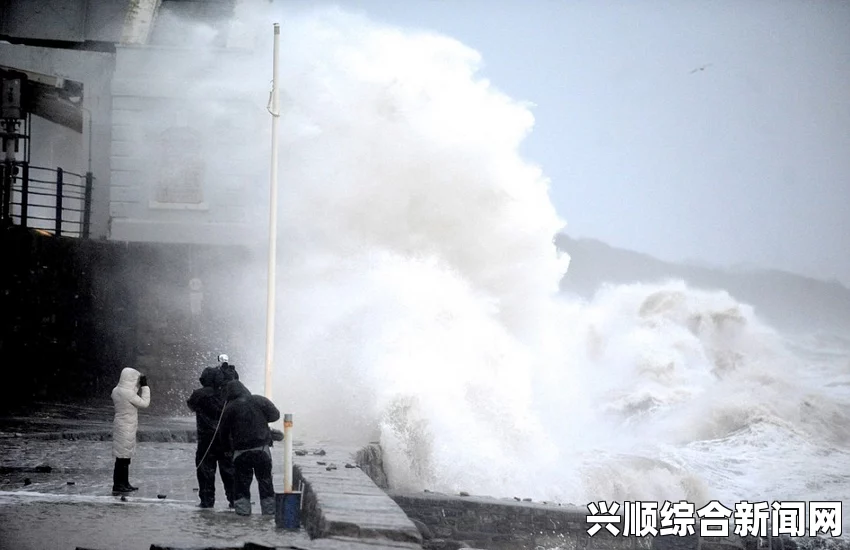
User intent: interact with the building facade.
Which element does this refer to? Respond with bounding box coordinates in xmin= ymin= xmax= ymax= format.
xmin=0 ymin=0 xmax=265 ymax=245
xmin=1 ymin=1 xmax=273 ymax=410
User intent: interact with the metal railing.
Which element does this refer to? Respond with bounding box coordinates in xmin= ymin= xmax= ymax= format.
xmin=1 ymin=163 xmax=93 ymax=238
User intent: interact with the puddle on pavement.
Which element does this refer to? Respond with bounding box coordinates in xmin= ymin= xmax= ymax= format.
xmin=0 ymin=494 xmax=311 ymax=550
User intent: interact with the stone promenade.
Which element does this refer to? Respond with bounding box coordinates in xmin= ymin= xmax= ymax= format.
xmin=0 ymin=404 xmax=424 ymax=550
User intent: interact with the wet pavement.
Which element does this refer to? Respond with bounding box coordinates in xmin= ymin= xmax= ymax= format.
xmin=2 ymin=439 xmax=231 ymax=503
xmin=0 ymin=402 xmax=306 ymax=549
xmin=0 ymin=405 xmax=425 ymax=550
xmin=0 ymin=438 xmax=311 ymax=549
xmin=0 ymin=494 xmax=313 ymax=550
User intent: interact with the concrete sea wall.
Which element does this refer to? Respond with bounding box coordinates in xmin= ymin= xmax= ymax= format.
xmin=355 ymin=444 xmax=848 ymax=550
xmin=0 ymin=227 xmax=261 ymax=414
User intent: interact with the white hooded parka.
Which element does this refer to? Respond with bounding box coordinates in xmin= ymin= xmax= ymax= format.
xmin=111 ymin=367 xmax=151 ymax=458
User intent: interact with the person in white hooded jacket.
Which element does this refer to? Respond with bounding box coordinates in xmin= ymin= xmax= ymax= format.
xmin=111 ymin=367 xmax=151 ymax=494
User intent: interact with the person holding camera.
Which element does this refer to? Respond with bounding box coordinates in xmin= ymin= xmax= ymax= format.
xmin=187 ymin=366 xmax=235 ymax=508
xmin=217 ymin=353 xmax=238 ymax=377
xmin=110 ymin=367 xmax=151 ymax=494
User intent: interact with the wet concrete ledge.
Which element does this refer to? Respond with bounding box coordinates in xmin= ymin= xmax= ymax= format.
xmin=145 ymin=537 xmax=424 ymax=550
xmin=1 ymin=427 xmax=198 ymax=442
xmin=293 ymin=446 xmax=424 ymax=549
xmin=356 ymin=444 xmax=850 ymax=550
xmin=391 ymin=492 xmax=850 ymax=550
xmin=0 ymin=414 xmax=198 ymax=442
xmin=389 ymin=490 xmax=768 ymax=550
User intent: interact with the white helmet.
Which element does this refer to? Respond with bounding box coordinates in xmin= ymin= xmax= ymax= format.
xmin=217 ymin=354 xmax=229 ymax=364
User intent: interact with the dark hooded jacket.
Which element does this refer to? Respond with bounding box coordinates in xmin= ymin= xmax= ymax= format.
xmin=186 ymin=367 xmax=226 ymax=443
xmin=215 ymin=363 xmax=239 ymax=403
xmin=219 ymin=380 xmax=281 ymax=452
xmin=220 ymin=362 xmax=239 ymax=383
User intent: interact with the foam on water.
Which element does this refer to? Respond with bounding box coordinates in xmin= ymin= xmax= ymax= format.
xmin=163 ymin=3 xmax=850 ymax=536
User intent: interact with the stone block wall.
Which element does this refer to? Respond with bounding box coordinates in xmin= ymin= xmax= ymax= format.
xmin=355 ymin=444 xmax=389 ymax=490
xmin=390 ymin=492 xmax=837 ymax=550
xmin=391 ymin=492 xmax=610 ymax=550
xmin=357 ymin=444 xmax=848 ymax=550
xmin=1 ymin=226 xmax=263 ymax=415
xmin=2 ymin=227 xmax=128 ymax=410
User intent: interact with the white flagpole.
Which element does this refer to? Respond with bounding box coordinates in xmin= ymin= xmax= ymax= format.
xmin=264 ymin=23 xmax=280 ymax=401
xmin=264 ymin=22 xmax=294 ymax=497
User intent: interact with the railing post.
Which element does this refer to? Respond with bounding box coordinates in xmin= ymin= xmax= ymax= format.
xmin=83 ymin=171 xmax=93 ymax=239
xmin=55 ymin=167 xmax=63 ymax=237
xmin=20 ymin=163 xmax=28 ymax=228
xmin=0 ymin=162 xmax=10 ymax=223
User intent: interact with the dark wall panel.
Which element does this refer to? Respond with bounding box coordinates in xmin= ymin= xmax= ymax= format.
xmin=0 ymin=0 xmax=88 ymax=42
xmin=0 ymin=0 xmax=130 ymax=44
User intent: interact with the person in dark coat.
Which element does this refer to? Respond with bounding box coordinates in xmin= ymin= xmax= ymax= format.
xmin=218 ymin=354 xmax=239 ymax=384
xmin=186 ymin=367 xmax=235 ymax=508
xmin=219 ymin=380 xmax=280 ymax=516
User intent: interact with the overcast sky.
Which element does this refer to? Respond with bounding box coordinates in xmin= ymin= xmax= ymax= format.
xmin=285 ymin=0 xmax=850 ymax=286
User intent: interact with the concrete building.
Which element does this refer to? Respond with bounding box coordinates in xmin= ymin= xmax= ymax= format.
xmin=1 ymin=1 xmax=273 ymax=408
xmin=0 ymin=0 xmax=264 ymax=245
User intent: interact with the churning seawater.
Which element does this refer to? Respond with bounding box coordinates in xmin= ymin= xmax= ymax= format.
xmin=164 ymin=5 xmax=850 ymax=537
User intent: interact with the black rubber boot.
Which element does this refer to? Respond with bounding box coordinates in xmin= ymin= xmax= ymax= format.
xmin=112 ymin=458 xmax=136 ymax=493
xmin=124 ymin=459 xmax=138 ymax=490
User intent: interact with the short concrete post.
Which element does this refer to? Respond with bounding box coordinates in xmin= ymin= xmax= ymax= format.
xmin=275 ymin=412 xmax=301 ymax=529
xmin=284 ymin=413 xmax=293 ymax=492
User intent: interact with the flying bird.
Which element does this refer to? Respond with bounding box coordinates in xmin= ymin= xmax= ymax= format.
xmin=690 ymin=63 xmax=714 ymax=74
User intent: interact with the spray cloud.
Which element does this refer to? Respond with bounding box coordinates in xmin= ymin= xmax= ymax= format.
xmin=135 ymin=3 xmax=850 ymax=519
